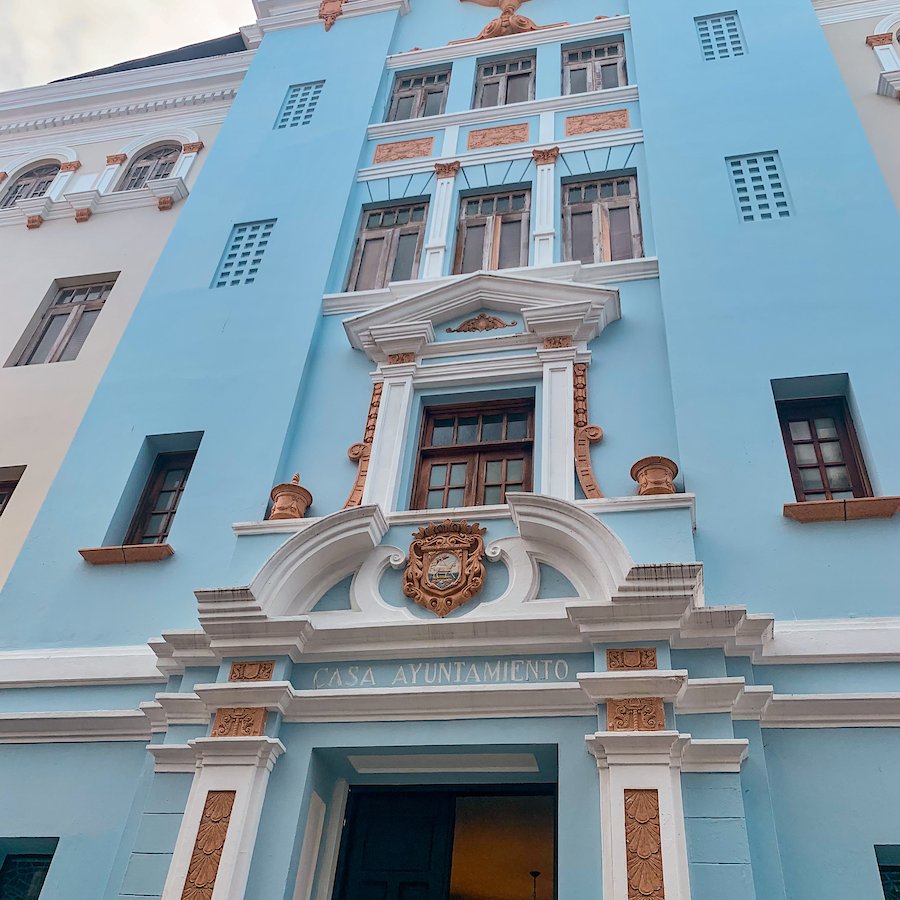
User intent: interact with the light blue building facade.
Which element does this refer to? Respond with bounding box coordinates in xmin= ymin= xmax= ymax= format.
xmin=2 ymin=0 xmax=900 ymax=897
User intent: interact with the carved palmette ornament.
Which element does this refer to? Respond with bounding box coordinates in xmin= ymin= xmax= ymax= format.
xmin=403 ymin=520 xmax=487 ymax=617
xmin=181 ymin=790 xmax=235 ymax=900
xmin=624 ymin=789 xmax=665 ymax=900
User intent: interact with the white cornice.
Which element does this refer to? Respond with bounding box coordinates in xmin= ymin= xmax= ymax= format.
xmin=814 ymin=0 xmax=900 ymax=24
xmin=586 ymin=730 xmax=749 ymax=773
xmin=386 ymin=15 xmax=631 ymax=69
xmin=0 ymin=710 xmax=149 ymax=743
xmin=367 ymin=85 xmax=638 ymax=141
xmin=0 ymin=644 xmax=163 ymax=688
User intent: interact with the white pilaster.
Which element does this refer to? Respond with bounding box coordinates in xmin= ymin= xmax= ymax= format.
xmin=538 ymin=346 xmax=575 ymax=500
xmin=362 ymin=364 xmax=416 ymax=512
xmin=531 ymin=149 xmax=558 ymax=268
xmin=423 ymin=164 xmax=458 ymax=279
xmin=587 ymin=731 xmax=693 ymax=900
xmin=161 ymin=736 xmax=285 ymax=900
xmin=173 ymin=147 xmax=202 ymax=181
xmin=96 ymin=161 xmax=124 ymax=194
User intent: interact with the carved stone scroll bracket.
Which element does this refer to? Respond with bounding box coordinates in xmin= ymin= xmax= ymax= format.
xmin=181 ymin=790 xmax=235 ymax=900
xmin=319 ymin=0 xmax=346 ymax=30
xmin=211 ymin=707 xmax=267 ymax=738
xmin=607 ymin=697 xmax=666 ymax=732
xmin=344 ymin=382 xmax=383 ymax=508
xmin=624 ymin=789 xmax=665 ymax=900
xmin=574 ymin=362 xmax=604 ymax=498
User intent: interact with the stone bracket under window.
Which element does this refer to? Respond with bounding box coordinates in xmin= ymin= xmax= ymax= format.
xmin=783 ymin=497 xmax=900 ymax=524
xmin=79 ymin=544 xmax=175 ymax=564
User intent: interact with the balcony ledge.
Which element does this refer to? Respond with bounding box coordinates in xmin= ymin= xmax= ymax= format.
xmin=783 ymin=497 xmax=900 ymax=524
xmin=79 ymin=544 xmax=174 ymax=565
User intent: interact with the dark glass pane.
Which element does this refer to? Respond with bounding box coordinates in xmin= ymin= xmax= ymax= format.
xmin=600 ymin=64 xmax=620 ymax=89
xmin=512 ymin=193 xmax=526 ymax=211
xmin=484 ymin=486 xmax=502 ymax=505
xmin=827 ymin=466 xmax=851 ymax=490
xmin=460 ymin=224 xmax=485 ymax=273
xmin=482 ymin=415 xmax=503 ymax=442
xmin=429 ymin=465 xmax=447 ymax=488
xmin=465 ymin=200 xmax=480 ymax=216
xmin=506 ymin=413 xmax=528 ymax=440
xmin=497 ymin=219 xmax=523 ymax=269
xmin=396 ymin=208 xmax=411 ymax=226
xmin=390 ymin=232 xmax=419 ymax=283
xmin=0 ymin=853 xmax=53 ymax=900
xmin=162 ymin=468 xmax=187 ymax=490
xmin=449 ymin=463 xmax=468 ymax=486
xmin=583 ymin=184 xmax=598 ymax=202
xmin=600 ymin=182 xmax=614 ymax=199
xmin=506 ymin=73 xmax=530 ymax=104
xmin=446 ymin=488 xmax=465 ymax=507
xmin=495 ymin=196 xmax=510 ymax=213
xmin=432 ymin=419 xmax=455 ymax=446
xmin=423 ymin=90 xmax=444 ymax=117
xmin=608 ymin=207 xmax=633 ymax=260
xmin=800 ymin=468 xmax=824 ymax=491
xmin=616 ymin=179 xmax=632 ymax=195
xmin=427 ymin=491 xmax=444 ymax=509
xmin=393 ymin=95 xmax=414 ymax=120
xmin=411 ymin=206 xmax=425 ymax=222
xmin=569 ymin=67 xmax=588 ymax=93
xmin=815 ymin=418 xmax=838 ymax=439
xmin=794 ymin=444 xmax=817 ymax=465
xmin=507 ymin=458 xmax=524 ymax=482
xmin=570 ymin=211 xmax=595 ymax=264
xmin=789 ymin=421 xmax=811 ymax=441
xmin=58 ymin=308 xmax=100 ymax=361
xmin=25 ymin=314 xmax=68 ymax=365
xmin=820 ymin=442 xmax=844 ymax=464
xmin=156 ymin=490 xmax=178 ymax=511
xmin=367 ymin=212 xmax=382 ymax=228
xmin=480 ymin=81 xmax=500 ymax=107
xmin=485 ymin=461 xmax=502 ymax=483
xmin=355 ymin=237 xmax=385 ymax=290
xmin=145 ymin=514 xmax=168 ymax=536
xmin=457 ymin=417 xmax=478 ymax=443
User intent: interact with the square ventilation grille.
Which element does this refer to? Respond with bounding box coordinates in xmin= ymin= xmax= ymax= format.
xmin=727 ymin=152 xmax=792 ymax=222
xmin=275 ymin=81 xmax=325 ymax=129
xmin=212 ymin=220 xmax=276 ymax=288
xmin=695 ymin=12 xmax=746 ymax=60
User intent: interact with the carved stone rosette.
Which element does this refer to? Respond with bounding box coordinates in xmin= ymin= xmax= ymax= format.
xmin=211 ymin=707 xmax=266 ymax=737
xmin=624 ymin=789 xmax=665 ymax=900
xmin=268 ymin=473 xmax=313 ymax=520
xmin=344 ymin=382 xmax=383 ymax=508
xmin=630 ymin=456 xmax=678 ymax=496
xmin=403 ymin=520 xmax=487 ymax=617
xmin=229 ymin=660 xmax=275 ymax=682
xmin=574 ymin=363 xmax=604 ymax=498
xmin=607 ymin=697 xmax=666 ymax=732
xmin=181 ymin=790 xmax=235 ymax=900
xmin=607 ymin=648 xmax=658 ymax=671
xmin=448 ymin=313 xmax=516 ymax=333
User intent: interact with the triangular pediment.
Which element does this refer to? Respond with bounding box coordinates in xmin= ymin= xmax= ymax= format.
xmin=344 ymin=271 xmax=620 ymax=360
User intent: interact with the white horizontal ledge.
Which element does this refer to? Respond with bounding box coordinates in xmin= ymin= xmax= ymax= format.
xmin=0 ymin=644 xmax=164 ymax=688
xmin=233 ymin=493 xmax=696 ymax=535
xmin=0 ymin=709 xmax=150 ymax=743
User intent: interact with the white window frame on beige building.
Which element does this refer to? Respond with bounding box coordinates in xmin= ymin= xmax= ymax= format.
xmin=867 ymin=11 xmax=900 ymax=96
xmin=0 ymin=145 xmax=79 ymax=226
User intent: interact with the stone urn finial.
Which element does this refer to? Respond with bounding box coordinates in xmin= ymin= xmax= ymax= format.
xmin=630 ymin=456 xmax=679 ymax=496
xmin=268 ymin=473 xmax=313 ymax=520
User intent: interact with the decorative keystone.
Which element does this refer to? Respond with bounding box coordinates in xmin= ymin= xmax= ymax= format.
xmin=630 ymin=456 xmax=678 ymax=496
xmin=106 ymin=154 xmax=127 ymax=166
xmin=182 ymin=141 xmax=205 ymax=154
xmin=59 ymin=161 xmax=81 ymax=172
xmin=866 ymin=33 xmax=894 ymax=46
xmin=269 ymin=473 xmax=313 ymax=520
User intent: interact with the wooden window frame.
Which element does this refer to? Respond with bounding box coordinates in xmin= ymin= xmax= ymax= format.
xmin=387 ymin=69 xmax=451 ymax=121
xmin=347 ymin=202 xmax=429 ymax=291
xmin=562 ymin=41 xmax=627 ymax=94
xmin=411 ymin=398 xmax=534 ymax=510
xmin=116 ymin=144 xmax=182 ymax=193
xmin=776 ymin=397 xmax=872 ymax=502
xmin=474 ymin=55 xmax=535 ymax=108
xmin=453 ymin=190 xmax=531 ymax=274
xmin=125 ymin=450 xmax=197 ymax=545
xmin=0 ymin=162 xmax=60 ymax=209
xmin=562 ymin=176 xmax=643 ymax=264
xmin=16 ymin=278 xmax=117 ymax=366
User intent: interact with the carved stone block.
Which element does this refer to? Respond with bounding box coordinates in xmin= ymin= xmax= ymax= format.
xmin=435 ymin=161 xmax=461 ymax=179
xmin=630 ymin=456 xmax=678 ymax=496
xmin=157 ymin=196 xmax=175 ymax=211
xmin=181 ymin=790 xmax=235 ymax=900
xmin=182 ymin=141 xmax=205 ymax=154
xmin=607 ymin=648 xmax=657 ymax=671
xmin=74 ymin=208 xmax=92 ymax=223
xmin=59 ymin=161 xmax=81 ymax=172
xmin=624 ymin=789 xmax=665 ymax=900
xmin=106 ymin=154 xmax=127 ymax=166
xmin=565 ymin=109 xmax=630 ymax=137
xmin=532 ymin=146 xmax=560 ymax=165
xmin=373 ymin=138 xmax=434 ymax=164
xmin=26 ymin=215 xmax=43 ymax=230
xmin=607 ymin=697 xmax=666 ymax=732
xmin=229 ymin=660 xmax=276 ymax=682
xmin=467 ymin=123 xmax=529 ymax=150
xmin=866 ymin=33 xmax=895 ymax=46
xmin=211 ymin=707 xmax=266 ymax=737
xmin=542 ymin=336 xmax=572 ymax=349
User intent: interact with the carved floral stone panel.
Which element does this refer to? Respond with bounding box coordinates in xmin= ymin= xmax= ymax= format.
xmin=624 ymin=789 xmax=665 ymax=900
xmin=181 ymin=790 xmax=235 ymax=900
xmin=607 ymin=697 xmax=666 ymax=732
xmin=467 ymin=123 xmax=530 ymax=150
xmin=403 ymin=520 xmax=487 ymax=617
xmin=229 ymin=660 xmax=275 ymax=682
xmin=211 ymin=707 xmax=266 ymax=737
xmin=607 ymin=648 xmax=658 ymax=671
xmin=373 ymin=138 xmax=435 ymax=164
xmin=565 ymin=109 xmax=631 ymax=137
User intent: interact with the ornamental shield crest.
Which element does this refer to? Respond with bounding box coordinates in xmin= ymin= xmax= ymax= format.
xmin=403 ymin=520 xmax=487 ymax=617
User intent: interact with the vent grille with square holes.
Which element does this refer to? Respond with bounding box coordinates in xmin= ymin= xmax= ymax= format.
xmin=727 ymin=152 xmax=792 ymax=222
xmin=212 ymin=220 xmax=276 ymax=288
xmin=275 ymin=81 xmax=325 ymax=129
xmin=695 ymin=12 xmax=746 ymax=61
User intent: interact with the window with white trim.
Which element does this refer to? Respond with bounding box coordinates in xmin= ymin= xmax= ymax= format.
xmin=563 ymin=42 xmax=627 ymax=93
xmin=115 ymin=144 xmax=181 ymax=192
xmin=454 ymin=190 xmax=531 ymax=273
xmin=347 ymin=202 xmax=428 ymax=291
xmin=563 ymin=176 xmax=643 ymax=263
xmin=0 ymin=163 xmax=60 ymax=209
xmin=387 ymin=69 xmax=450 ymax=121
xmin=474 ymin=55 xmax=535 ymax=107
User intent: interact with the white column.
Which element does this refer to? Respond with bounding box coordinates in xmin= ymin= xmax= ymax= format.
xmin=161 ymin=737 xmax=285 ymax=900
xmin=423 ymin=162 xmax=459 ymax=279
xmin=96 ymin=155 xmax=127 ymax=193
xmin=173 ymin=142 xmax=204 ymax=180
xmin=538 ymin=345 xmax=575 ymax=501
xmin=531 ymin=148 xmax=558 ymax=268
xmin=588 ymin=732 xmax=693 ymax=900
xmin=47 ymin=163 xmax=79 ymax=201
xmin=362 ymin=363 xmax=416 ymax=512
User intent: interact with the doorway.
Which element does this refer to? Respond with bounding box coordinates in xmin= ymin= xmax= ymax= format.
xmin=333 ymin=785 xmax=556 ymax=900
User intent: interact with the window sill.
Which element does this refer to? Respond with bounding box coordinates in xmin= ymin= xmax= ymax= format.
xmin=79 ymin=544 xmax=174 ymax=565
xmin=783 ymin=497 xmax=900 ymax=524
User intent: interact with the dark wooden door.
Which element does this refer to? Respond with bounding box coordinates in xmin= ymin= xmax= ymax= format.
xmin=335 ymin=791 xmax=454 ymax=900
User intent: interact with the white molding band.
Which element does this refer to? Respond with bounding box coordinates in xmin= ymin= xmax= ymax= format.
xmin=0 ymin=644 xmax=164 ymax=688
xmin=814 ymin=0 xmax=900 ymax=24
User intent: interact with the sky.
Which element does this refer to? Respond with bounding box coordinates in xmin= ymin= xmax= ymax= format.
xmin=0 ymin=0 xmax=255 ymax=91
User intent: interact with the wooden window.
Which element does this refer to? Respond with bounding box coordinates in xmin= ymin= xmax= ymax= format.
xmin=125 ymin=451 xmax=196 ymax=545
xmin=412 ymin=400 xmax=534 ymax=510
xmin=16 ymin=278 xmax=116 ymax=366
xmin=0 ymin=853 xmax=53 ymax=900
xmin=115 ymin=144 xmax=181 ymax=192
xmin=0 ymin=479 xmax=20 ymax=517
xmin=387 ymin=69 xmax=450 ymax=121
xmin=0 ymin=163 xmax=60 ymax=209
xmin=348 ymin=202 xmax=428 ymax=291
xmin=562 ymin=42 xmax=627 ymax=93
xmin=777 ymin=397 xmax=871 ymax=502
xmin=454 ymin=190 xmax=530 ymax=274
xmin=474 ymin=55 xmax=535 ymax=108
xmin=563 ymin=176 xmax=642 ymax=264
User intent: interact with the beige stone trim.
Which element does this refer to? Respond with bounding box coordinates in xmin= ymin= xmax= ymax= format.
xmin=373 ymin=137 xmax=434 ymax=164
xmin=565 ymin=109 xmax=630 ymax=136
xmin=467 ymin=122 xmax=529 ymax=150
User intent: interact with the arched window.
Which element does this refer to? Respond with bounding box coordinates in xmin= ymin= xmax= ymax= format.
xmin=0 ymin=162 xmax=60 ymax=209
xmin=116 ymin=144 xmax=182 ymax=192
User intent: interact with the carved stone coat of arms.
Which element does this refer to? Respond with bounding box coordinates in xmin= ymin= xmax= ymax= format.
xmin=402 ymin=520 xmax=487 ymax=617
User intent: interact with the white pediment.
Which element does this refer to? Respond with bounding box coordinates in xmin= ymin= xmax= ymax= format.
xmin=343 ymin=271 xmax=621 ymax=362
